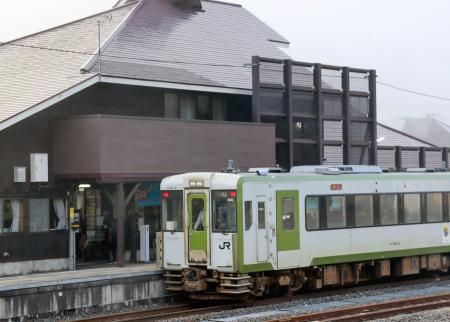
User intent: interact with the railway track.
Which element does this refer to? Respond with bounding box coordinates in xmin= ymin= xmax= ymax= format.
xmin=74 ymin=303 xmax=245 ymax=322
xmin=74 ymin=275 xmax=450 ymax=322
xmin=266 ymin=292 xmax=450 ymax=322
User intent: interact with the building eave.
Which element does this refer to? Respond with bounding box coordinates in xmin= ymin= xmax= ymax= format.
xmin=0 ymin=75 xmax=100 ymax=132
xmin=100 ymin=76 xmax=252 ymax=95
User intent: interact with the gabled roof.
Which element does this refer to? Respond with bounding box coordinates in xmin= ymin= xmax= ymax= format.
xmin=0 ymin=0 xmax=290 ymax=131
xmin=402 ymin=117 xmax=450 ymax=147
xmin=85 ymin=0 xmax=290 ymax=90
xmin=0 ymin=2 xmax=137 ymax=129
xmin=377 ymin=123 xmax=434 ymax=147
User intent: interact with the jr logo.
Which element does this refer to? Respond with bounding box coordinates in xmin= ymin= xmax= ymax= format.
xmin=219 ymin=242 xmax=231 ymax=250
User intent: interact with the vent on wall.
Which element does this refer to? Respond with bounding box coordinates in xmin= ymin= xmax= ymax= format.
xmin=14 ymin=167 xmax=26 ymax=183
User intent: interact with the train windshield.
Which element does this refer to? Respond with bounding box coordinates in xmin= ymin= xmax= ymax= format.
xmin=212 ymin=191 xmax=237 ymax=233
xmin=162 ymin=191 xmax=183 ymax=231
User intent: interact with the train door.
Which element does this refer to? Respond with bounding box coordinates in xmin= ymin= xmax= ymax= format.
xmin=187 ymin=192 xmax=208 ymax=264
xmin=256 ymin=196 xmax=269 ymax=262
xmin=276 ymin=190 xmax=300 ymax=268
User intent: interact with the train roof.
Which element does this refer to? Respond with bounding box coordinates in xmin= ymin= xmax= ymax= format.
xmin=161 ymin=169 xmax=450 ymax=189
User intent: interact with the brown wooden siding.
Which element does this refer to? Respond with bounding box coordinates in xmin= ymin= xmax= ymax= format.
xmin=0 ymin=112 xmax=51 ymax=188
xmin=53 ymin=115 xmax=276 ymax=180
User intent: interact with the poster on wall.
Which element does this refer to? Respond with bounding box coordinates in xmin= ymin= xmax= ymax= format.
xmin=135 ymin=183 xmax=161 ymax=208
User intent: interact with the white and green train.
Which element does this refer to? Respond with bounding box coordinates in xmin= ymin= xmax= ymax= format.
xmin=159 ymin=166 xmax=450 ymax=299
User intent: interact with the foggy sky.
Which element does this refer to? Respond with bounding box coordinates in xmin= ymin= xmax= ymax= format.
xmin=1 ymin=0 xmax=449 ymax=128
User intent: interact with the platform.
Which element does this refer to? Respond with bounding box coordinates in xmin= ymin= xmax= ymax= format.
xmin=0 ymin=264 xmax=165 ymax=320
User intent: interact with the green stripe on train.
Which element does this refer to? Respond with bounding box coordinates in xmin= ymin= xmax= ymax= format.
xmin=310 ymin=245 xmax=450 ymax=266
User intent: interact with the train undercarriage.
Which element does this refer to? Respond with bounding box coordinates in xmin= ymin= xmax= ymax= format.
xmin=164 ymin=254 xmax=450 ymax=300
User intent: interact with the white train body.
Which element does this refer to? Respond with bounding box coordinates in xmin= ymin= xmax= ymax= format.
xmin=160 ymin=169 xmax=450 ymax=298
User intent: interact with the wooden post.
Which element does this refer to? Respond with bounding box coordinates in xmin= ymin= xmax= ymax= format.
xmin=130 ymin=210 xmax=137 ymax=263
xmin=116 ymin=182 xmax=125 ymax=267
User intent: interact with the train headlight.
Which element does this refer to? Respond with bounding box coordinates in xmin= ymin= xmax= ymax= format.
xmin=189 ymin=180 xmax=204 ymax=188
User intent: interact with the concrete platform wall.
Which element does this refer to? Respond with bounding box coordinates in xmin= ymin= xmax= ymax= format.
xmin=0 ymin=270 xmax=165 ymax=320
xmin=0 ymin=258 xmax=69 ymax=278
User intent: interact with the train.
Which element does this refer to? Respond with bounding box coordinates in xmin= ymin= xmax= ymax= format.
xmin=157 ymin=165 xmax=450 ymax=300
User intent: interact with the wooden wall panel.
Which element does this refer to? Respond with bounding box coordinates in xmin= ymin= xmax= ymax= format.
xmin=53 ymin=115 xmax=276 ymax=180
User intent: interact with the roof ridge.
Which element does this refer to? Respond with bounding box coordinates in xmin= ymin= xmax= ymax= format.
xmin=0 ymin=1 xmax=138 ymax=46
xmin=202 ymin=0 xmax=242 ymax=7
xmin=231 ymin=1 xmax=290 ymax=45
xmin=80 ymin=0 xmax=145 ymax=73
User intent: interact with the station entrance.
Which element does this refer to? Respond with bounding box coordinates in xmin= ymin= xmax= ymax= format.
xmin=68 ymin=182 xmax=162 ymax=267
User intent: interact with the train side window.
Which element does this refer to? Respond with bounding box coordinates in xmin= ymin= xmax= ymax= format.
xmin=245 ymin=201 xmax=253 ymax=231
xmin=306 ymin=197 xmax=320 ymax=230
xmin=258 ymin=202 xmax=266 ymax=229
xmin=355 ymin=195 xmax=374 ymax=227
xmin=404 ymin=194 xmax=421 ymax=224
xmin=282 ymin=198 xmax=295 ymax=230
xmin=380 ymin=194 xmax=398 ymax=225
xmin=325 ymin=196 xmax=346 ymax=229
xmin=427 ymin=193 xmax=443 ymax=222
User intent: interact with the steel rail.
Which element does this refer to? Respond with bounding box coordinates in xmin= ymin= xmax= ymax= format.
xmin=266 ymin=292 xmax=450 ymax=322
xmin=74 ymin=275 xmax=450 ymax=322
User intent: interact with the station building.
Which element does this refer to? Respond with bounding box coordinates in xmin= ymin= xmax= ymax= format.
xmin=0 ymin=0 xmax=447 ymax=276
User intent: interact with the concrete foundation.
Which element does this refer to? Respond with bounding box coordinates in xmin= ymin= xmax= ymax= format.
xmin=0 ymin=258 xmax=70 ymax=278
xmin=0 ymin=264 xmax=164 ymax=320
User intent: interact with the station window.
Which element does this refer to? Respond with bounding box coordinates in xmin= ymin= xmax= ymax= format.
xmin=282 ymin=198 xmax=295 ymax=230
xmin=427 ymin=193 xmax=443 ymax=223
xmin=0 ymin=199 xmax=24 ymax=233
xmin=162 ymin=191 xmax=183 ymax=231
xmin=29 ymin=199 xmax=51 ymax=232
xmin=306 ymin=197 xmax=320 ymax=230
xmin=212 ymin=191 xmax=237 ymax=233
xmin=325 ymin=196 xmax=346 ymax=229
xmin=380 ymin=194 xmax=398 ymax=225
xmin=355 ymin=195 xmax=374 ymax=227
xmin=245 ymin=201 xmax=252 ymax=231
xmin=404 ymin=194 xmax=421 ymax=224
xmin=257 ymin=202 xmax=266 ymax=230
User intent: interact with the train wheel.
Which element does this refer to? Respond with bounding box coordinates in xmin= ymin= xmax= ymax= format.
xmin=243 ymin=294 xmax=256 ymax=304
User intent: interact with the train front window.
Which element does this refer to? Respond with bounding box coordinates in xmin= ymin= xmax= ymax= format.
xmin=162 ymin=191 xmax=183 ymax=231
xmin=212 ymin=191 xmax=237 ymax=233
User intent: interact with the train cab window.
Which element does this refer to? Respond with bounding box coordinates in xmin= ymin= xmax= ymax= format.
xmin=282 ymin=198 xmax=295 ymax=230
xmin=404 ymin=194 xmax=421 ymax=224
xmin=212 ymin=191 xmax=237 ymax=233
xmin=258 ymin=202 xmax=266 ymax=229
xmin=245 ymin=201 xmax=252 ymax=231
xmin=355 ymin=195 xmax=374 ymax=227
xmin=162 ymin=191 xmax=183 ymax=231
xmin=380 ymin=194 xmax=398 ymax=225
xmin=325 ymin=196 xmax=346 ymax=229
xmin=192 ymin=198 xmax=205 ymax=231
xmin=306 ymin=197 xmax=320 ymax=230
xmin=427 ymin=193 xmax=443 ymax=223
